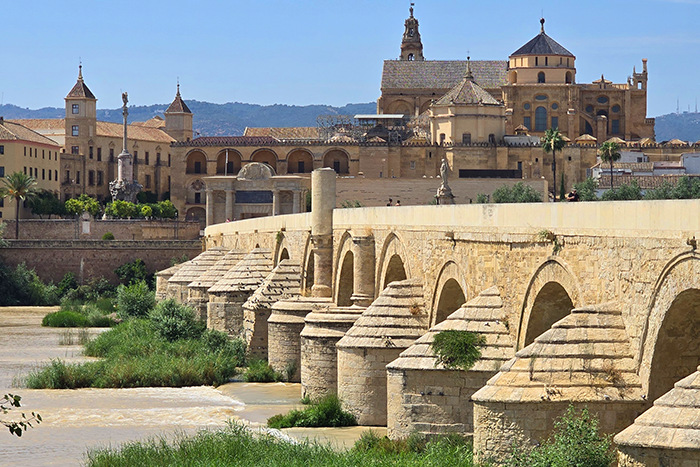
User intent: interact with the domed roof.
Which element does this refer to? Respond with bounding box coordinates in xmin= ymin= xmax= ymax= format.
xmin=237 ymin=162 xmax=276 ymax=180
xmin=511 ymin=19 xmax=574 ymax=58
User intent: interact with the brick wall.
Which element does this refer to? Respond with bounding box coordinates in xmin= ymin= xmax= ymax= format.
xmin=0 ymin=240 xmax=202 ymax=284
xmin=3 ymin=219 xmax=201 ymax=240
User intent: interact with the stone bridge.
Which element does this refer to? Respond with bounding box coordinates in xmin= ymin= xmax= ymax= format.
xmin=159 ymin=168 xmax=700 ymax=466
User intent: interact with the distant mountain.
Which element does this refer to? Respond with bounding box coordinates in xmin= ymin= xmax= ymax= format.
xmin=0 ymin=101 xmax=377 ymax=137
xmin=654 ymin=112 xmax=700 ymax=143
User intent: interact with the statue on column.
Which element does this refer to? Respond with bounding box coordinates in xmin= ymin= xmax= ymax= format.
xmin=436 ymin=158 xmax=455 ymax=204
xmin=109 ymin=91 xmax=142 ymax=202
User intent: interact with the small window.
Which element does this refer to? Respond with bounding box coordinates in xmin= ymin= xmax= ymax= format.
xmin=42 ymin=169 xmax=45 ymax=180
xmin=0 ymin=145 xmax=3 ymax=154
xmin=410 ymin=161 xmax=416 ymax=170
xmin=545 ymin=57 xmax=548 ymax=66
xmin=23 ymin=167 xmax=27 ymax=174
xmin=489 ymin=134 xmax=496 ymax=145
xmin=145 ymin=174 xmax=151 ymax=188
xmin=133 ymin=151 xmax=138 ymax=164
xmin=97 ymin=171 xmax=103 ymax=186
xmin=24 ymin=147 xmax=26 ymax=156
xmin=551 ymin=103 xmax=558 ymax=110
xmin=194 ymin=192 xmax=201 ymax=204
xmin=110 ymin=148 xmax=114 ymax=161
xmin=76 ymin=171 xmax=81 ymax=184
xmin=535 ymin=57 xmax=539 ymax=66
xmin=194 ymin=161 xmax=202 ymax=173
xmin=145 ymin=152 xmax=150 ymax=165
xmin=535 ymin=95 xmax=547 ymax=101
xmin=88 ymin=170 xmax=95 ymax=186
xmin=65 ymin=170 xmax=70 ymax=183
xmin=156 ymin=152 xmax=161 ymax=165
xmin=523 ymin=116 xmax=532 ymax=130
xmin=597 ymin=96 xmax=609 ymax=104
xmin=168 ymin=154 xmax=171 ymax=167
xmin=71 ymin=146 xmax=79 ymax=154
xmin=97 ymin=147 xmax=102 ymax=161
xmin=49 ymin=170 xmax=52 ymax=181
xmin=551 ymin=116 xmax=559 ymax=129
xmin=89 ymin=146 xmax=93 ymax=159
xmin=72 ymin=104 xmax=79 ymax=114
xmin=535 ymin=107 xmax=547 ymax=131
xmin=407 ymin=53 xmax=414 ymax=61
xmin=72 ymin=125 xmax=79 ymax=136
xmin=408 ymin=28 xmax=414 ymax=37
xmin=462 ymin=133 xmax=472 ymax=144
xmin=585 ymin=105 xmax=594 ymax=113
xmin=55 ymin=170 xmax=58 ymax=181
xmin=537 ymin=72 xmax=545 ymax=83
xmin=524 ymin=103 xmax=531 ymax=110
xmin=612 ymin=105 xmax=621 ymax=113
xmin=439 ymin=133 xmax=446 ymax=144
xmin=612 ymin=119 xmax=620 ymax=134
xmin=0 ymin=167 xmax=4 ymax=177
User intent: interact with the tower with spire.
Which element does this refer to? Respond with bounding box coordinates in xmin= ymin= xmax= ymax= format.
xmin=164 ymin=83 xmax=193 ymax=142
xmin=400 ymin=3 xmax=424 ymax=61
xmin=64 ymin=65 xmax=98 ymax=163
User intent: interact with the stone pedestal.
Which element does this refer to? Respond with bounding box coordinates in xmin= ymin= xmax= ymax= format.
xmin=300 ymin=305 xmax=365 ymax=399
xmin=351 ymin=234 xmax=375 ymax=307
xmin=268 ymin=296 xmax=331 ymax=383
xmin=207 ymin=291 xmax=249 ymax=336
xmin=436 ymin=184 xmax=455 ymax=205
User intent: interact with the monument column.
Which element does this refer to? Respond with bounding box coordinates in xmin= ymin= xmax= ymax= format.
xmin=205 ymin=189 xmax=215 ymax=227
xmin=225 ymin=189 xmax=235 ymax=221
xmin=311 ymin=168 xmax=335 ymax=298
xmin=272 ymin=188 xmax=281 ymax=216
xmin=351 ymin=232 xmax=375 ymax=307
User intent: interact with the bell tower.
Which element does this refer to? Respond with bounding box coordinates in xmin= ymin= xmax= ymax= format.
xmin=400 ymin=3 xmax=424 ymax=61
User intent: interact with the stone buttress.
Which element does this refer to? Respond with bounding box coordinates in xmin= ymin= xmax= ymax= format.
xmin=155 ymin=263 xmax=184 ymax=301
xmin=337 ymin=279 xmax=428 ymax=426
xmin=615 ymin=365 xmax=700 ymax=467
xmin=386 ymin=286 xmax=514 ymax=439
xmin=166 ymin=247 xmax=226 ymax=303
xmin=187 ymin=249 xmax=245 ymax=321
xmin=472 ymin=302 xmax=649 ymax=465
xmin=242 ymin=259 xmax=301 ymax=360
xmin=206 ymin=248 xmax=273 ymax=337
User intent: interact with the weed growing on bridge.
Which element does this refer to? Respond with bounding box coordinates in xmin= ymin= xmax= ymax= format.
xmin=87 ymin=422 xmax=480 ymax=467
xmin=267 ymin=394 xmax=357 ymax=429
xmin=537 ymin=229 xmax=563 ymax=255
xmin=431 ymin=330 xmax=485 ymax=371
xmin=243 ymin=359 xmax=283 ymax=382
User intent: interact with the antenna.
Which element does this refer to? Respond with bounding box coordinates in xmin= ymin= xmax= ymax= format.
xmin=677 ymin=98 xmax=680 ymax=114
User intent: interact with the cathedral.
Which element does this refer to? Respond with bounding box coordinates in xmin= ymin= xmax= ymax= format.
xmin=379 ymin=7 xmax=655 ymax=143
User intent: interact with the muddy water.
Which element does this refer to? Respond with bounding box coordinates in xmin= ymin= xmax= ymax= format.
xmin=0 ymin=308 xmax=384 ymax=466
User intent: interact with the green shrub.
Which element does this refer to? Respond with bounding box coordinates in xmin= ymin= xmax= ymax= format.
xmin=431 ymin=330 xmax=485 ymax=371
xmin=116 ymin=280 xmax=156 ymax=318
xmin=102 ymin=232 xmax=115 ymax=240
xmin=507 ymin=405 xmax=614 ymax=467
xmin=476 ymin=193 xmax=489 ymax=204
xmin=267 ymin=394 xmax=356 ymax=429
xmin=601 ymin=180 xmax=642 ymax=201
xmin=57 ymin=272 xmax=78 ymax=297
xmin=140 ymin=205 xmax=153 ymax=218
xmin=243 ymin=359 xmax=282 ymax=382
xmin=149 ymin=299 xmax=205 ymax=342
xmin=573 ymin=177 xmax=599 ymax=201
xmin=65 ymin=194 xmax=101 ymax=217
xmin=42 ymin=310 xmax=89 ymax=327
xmin=491 ymin=182 xmax=542 ymax=203
xmin=114 ymin=258 xmax=150 ymax=286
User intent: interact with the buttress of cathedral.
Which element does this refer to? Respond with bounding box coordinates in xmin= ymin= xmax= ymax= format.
xmin=379 ymin=9 xmax=655 ymax=142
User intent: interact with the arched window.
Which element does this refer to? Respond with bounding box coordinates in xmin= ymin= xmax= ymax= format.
xmin=535 ymin=106 xmax=547 ymax=131
xmin=565 ymin=71 xmax=572 ymax=84
xmin=537 ymin=72 xmax=546 ymax=84
xmin=407 ymin=53 xmax=414 ymax=61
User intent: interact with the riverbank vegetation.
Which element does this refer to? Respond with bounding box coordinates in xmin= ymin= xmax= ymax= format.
xmin=267 ymin=394 xmax=356 ymax=429
xmin=25 ymin=300 xmax=246 ymax=389
xmin=86 ymin=422 xmax=476 ymax=467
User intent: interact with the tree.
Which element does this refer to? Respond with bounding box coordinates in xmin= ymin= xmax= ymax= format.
xmin=541 ymin=128 xmax=566 ymax=201
xmin=573 ymin=177 xmax=599 ymax=201
xmin=491 ymin=182 xmax=543 ymax=203
xmin=28 ymin=190 xmax=65 ymax=219
xmin=0 ymin=172 xmax=38 ymax=239
xmin=65 ymin=194 xmax=101 ymax=217
xmin=598 ymin=141 xmax=621 ymax=191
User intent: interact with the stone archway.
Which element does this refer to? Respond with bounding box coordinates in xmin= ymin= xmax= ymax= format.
xmin=251 ymin=149 xmax=278 ymax=171
xmin=185 ymin=207 xmax=206 ymax=230
xmin=639 ymin=253 xmax=700 ymax=401
xmin=186 ymin=150 xmax=207 ymax=174
xmin=376 ymin=233 xmax=411 ymax=295
xmin=323 ymin=149 xmax=349 ymax=174
xmin=387 ymin=100 xmax=412 ymax=115
xmin=287 ymin=149 xmax=314 ymax=174
xmin=273 ymin=233 xmax=292 ymax=267
xmin=517 ymin=259 xmax=582 ymax=350
xmin=216 ymin=149 xmax=242 ymax=175
xmin=301 ymin=234 xmax=314 ymax=295
xmin=333 ymin=232 xmax=354 ymax=306
xmin=430 ymin=261 xmax=467 ymax=326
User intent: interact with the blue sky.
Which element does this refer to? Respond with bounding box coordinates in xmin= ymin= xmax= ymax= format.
xmin=2 ymin=0 xmax=699 ymax=117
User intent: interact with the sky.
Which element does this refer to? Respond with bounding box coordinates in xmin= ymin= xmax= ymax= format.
xmin=1 ymin=0 xmax=699 ymax=117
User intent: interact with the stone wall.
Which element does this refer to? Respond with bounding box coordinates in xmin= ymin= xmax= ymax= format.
xmin=618 ymin=446 xmax=700 ymax=467
xmin=335 ymin=177 xmax=548 ymax=207
xmin=0 ymin=240 xmax=202 ymax=284
xmin=3 ymin=218 xmax=200 ymax=240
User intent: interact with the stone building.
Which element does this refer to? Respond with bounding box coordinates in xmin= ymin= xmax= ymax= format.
xmin=13 ymin=66 xmax=191 ymax=203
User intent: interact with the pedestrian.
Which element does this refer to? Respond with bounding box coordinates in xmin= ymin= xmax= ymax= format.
xmin=566 ymin=188 xmax=579 ymax=202
xmin=387 ymin=198 xmax=393 ymax=206
xmin=395 ymin=200 xmax=401 ymax=206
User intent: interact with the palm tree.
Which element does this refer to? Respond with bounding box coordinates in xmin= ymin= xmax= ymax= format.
xmin=0 ymin=172 xmax=38 ymax=239
xmin=599 ymin=141 xmax=622 ymax=191
xmin=541 ymin=128 xmax=566 ymax=201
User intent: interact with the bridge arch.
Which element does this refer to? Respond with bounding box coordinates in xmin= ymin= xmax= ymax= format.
xmin=430 ymin=261 xmax=467 ymax=326
xmin=333 ymin=231 xmax=354 ymax=306
xmin=639 ymin=252 xmax=700 ymax=401
xmin=376 ymin=232 xmax=411 ymax=295
xmin=273 ymin=232 xmax=292 ymax=266
xmin=517 ymin=258 xmax=582 ymax=350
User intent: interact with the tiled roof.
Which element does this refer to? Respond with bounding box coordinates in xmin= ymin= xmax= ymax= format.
xmin=0 ymin=120 xmax=61 ymax=146
xmin=381 ymin=60 xmax=508 ymax=91
xmin=188 ymin=249 xmax=246 ymax=290
xmin=166 ymin=87 xmax=192 ymax=114
xmin=473 ymin=302 xmax=643 ymax=403
xmin=243 ymin=260 xmax=301 ymax=311
xmin=511 ymin=24 xmax=574 ymax=57
xmin=244 ymin=127 xmax=321 ymax=140
xmin=600 ymin=174 xmax=700 ymax=189
xmin=168 ymin=247 xmax=228 ymax=284
xmin=179 ymin=136 xmax=279 ymax=147
xmin=66 ymin=70 xmax=96 ymax=99
xmin=13 ymin=118 xmax=174 ymax=143
xmin=591 ymin=162 xmax=653 ymax=171
xmin=434 ymin=70 xmax=501 ymax=106
xmin=208 ymin=248 xmax=273 ymax=294
xmin=132 ymin=116 xmax=165 ymax=128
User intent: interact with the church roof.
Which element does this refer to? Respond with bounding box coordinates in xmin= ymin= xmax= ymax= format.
xmin=381 ymin=60 xmax=508 ymax=91
xmin=166 ymin=85 xmax=192 ymax=114
xmin=511 ymin=20 xmax=574 ymax=58
xmin=434 ymin=66 xmax=501 ymax=106
xmin=244 ymin=127 xmax=321 ymax=140
xmin=66 ymin=66 xmax=96 ymax=99
xmin=132 ymin=116 xmax=166 ymax=129
xmin=0 ymin=120 xmax=61 ymax=146
xmin=13 ymin=118 xmax=175 ymax=144
xmin=174 ymin=136 xmax=279 ymax=147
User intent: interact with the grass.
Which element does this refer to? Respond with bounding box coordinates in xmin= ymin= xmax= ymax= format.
xmin=267 ymin=394 xmax=357 ymax=429
xmin=25 ymin=320 xmax=246 ymax=389
xmin=86 ymin=422 xmax=478 ymax=467
xmin=58 ymin=328 xmax=91 ymax=346
xmin=244 ymin=359 xmax=283 ymax=382
xmin=42 ymin=299 xmax=118 ymax=328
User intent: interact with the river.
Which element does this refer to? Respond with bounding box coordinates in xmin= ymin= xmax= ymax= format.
xmin=0 ymin=307 xmax=384 ymax=466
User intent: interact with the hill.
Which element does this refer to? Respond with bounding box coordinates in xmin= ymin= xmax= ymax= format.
xmin=0 ymin=101 xmax=377 ymax=137
xmin=654 ymin=112 xmax=700 ymax=143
